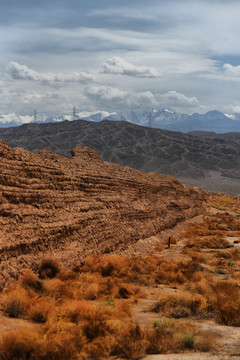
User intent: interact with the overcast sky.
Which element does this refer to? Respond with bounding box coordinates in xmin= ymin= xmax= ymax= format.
xmin=1 ymin=0 xmax=240 ymax=116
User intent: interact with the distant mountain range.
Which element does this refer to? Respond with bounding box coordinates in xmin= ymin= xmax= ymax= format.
xmin=1 ymin=109 xmax=240 ymax=133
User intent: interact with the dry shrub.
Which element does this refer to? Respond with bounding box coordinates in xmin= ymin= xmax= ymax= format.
xmin=96 ymin=276 xmax=142 ymax=300
xmin=151 ymin=292 xmax=208 ymax=319
xmin=42 ymin=278 xmax=74 ymax=300
xmin=0 ymin=329 xmax=41 ymax=360
xmin=146 ymin=318 xmax=197 ymax=354
xmin=113 ymin=300 xmax=133 ymax=319
xmin=39 ymin=258 xmax=61 ymax=279
xmin=189 ymin=276 xmax=214 ymax=296
xmin=19 ymin=269 xmax=43 ymax=292
xmin=210 ymin=280 xmax=240 ymax=326
xmin=57 ymin=269 xmax=78 ymax=281
xmin=1 ymin=288 xmax=30 ymax=318
xmin=184 ymin=239 xmax=201 ymax=250
xmin=59 ymin=300 xmax=96 ymax=324
xmin=42 ymin=321 xmax=85 ymax=359
xmin=185 ymin=235 xmax=231 ymax=249
xmin=79 ymin=254 xmax=161 ymax=286
xmin=28 ymin=298 xmax=52 ymax=323
xmin=199 ymin=236 xmax=231 ymax=249
xmin=84 ymin=283 xmax=99 ymax=300
xmin=112 ymin=323 xmax=148 ymax=359
xmin=194 ymin=330 xmax=219 ymax=352
xmin=182 ymin=333 xmax=195 ymax=349
xmin=83 ymin=336 xmax=111 ymax=359
xmin=155 ymin=258 xmax=204 ymax=285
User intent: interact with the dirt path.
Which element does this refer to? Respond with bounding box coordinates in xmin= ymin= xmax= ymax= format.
xmin=117 ymin=213 xmax=204 ymax=257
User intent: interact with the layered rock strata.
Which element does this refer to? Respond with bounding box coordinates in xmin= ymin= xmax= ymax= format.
xmin=0 ymin=140 xmax=207 ymax=288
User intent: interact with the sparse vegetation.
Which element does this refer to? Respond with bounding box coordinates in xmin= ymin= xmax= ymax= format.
xmin=0 ymin=194 xmax=239 ymax=358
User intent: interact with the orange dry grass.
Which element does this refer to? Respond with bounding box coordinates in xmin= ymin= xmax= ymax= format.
xmin=209 ymin=280 xmax=240 ymax=326
xmin=27 ymin=298 xmax=53 ymax=323
xmin=185 ymin=235 xmax=231 ymax=249
xmin=0 ymin=253 xmax=220 ymax=359
xmin=78 ymin=254 xmax=162 ymax=286
xmin=151 ymin=292 xmax=208 ymax=318
xmin=209 ymin=195 xmax=240 ymax=214
xmin=19 ymin=269 xmax=43 ymax=292
xmin=0 ymin=286 xmax=31 ymax=318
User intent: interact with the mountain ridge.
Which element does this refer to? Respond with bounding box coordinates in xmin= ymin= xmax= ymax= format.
xmin=0 ymin=119 xmax=239 ymax=195
xmin=1 ymin=109 xmax=240 ymax=133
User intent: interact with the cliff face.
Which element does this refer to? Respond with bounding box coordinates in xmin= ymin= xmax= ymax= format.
xmin=0 ymin=140 xmax=207 ymax=288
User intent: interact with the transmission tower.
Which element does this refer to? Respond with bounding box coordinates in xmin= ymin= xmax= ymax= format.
xmin=73 ymin=107 xmax=76 ymax=121
xmin=33 ymin=110 xmax=37 ymax=123
xmin=148 ymin=111 xmax=152 ymax=128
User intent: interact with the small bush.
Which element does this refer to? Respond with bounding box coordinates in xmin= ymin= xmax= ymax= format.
xmin=84 ymin=283 xmax=99 ymax=300
xmin=0 ymin=329 xmax=40 ymax=360
xmin=112 ymin=323 xmax=148 ymax=359
xmin=210 ymin=280 xmax=240 ymax=326
xmin=151 ymin=292 xmax=208 ymax=318
xmin=182 ymin=333 xmax=195 ymax=349
xmin=39 ymin=258 xmax=61 ymax=279
xmin=1 ymin=289 xmax=29 ymax=318
xmin=28 ymin=298 xmax=52 ymax=323
xmin=19 ymin=269 xmax=42 ymax=292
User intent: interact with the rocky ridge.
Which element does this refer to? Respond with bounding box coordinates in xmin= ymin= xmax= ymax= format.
xmin=0 ymin=140 xmax=207 ymax=288
xmin=0 ymin=120 xmax=239 ymax=194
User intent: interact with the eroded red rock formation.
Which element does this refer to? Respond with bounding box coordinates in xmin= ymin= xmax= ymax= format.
xmin=0 ymin=140 xmax=208 ymax=288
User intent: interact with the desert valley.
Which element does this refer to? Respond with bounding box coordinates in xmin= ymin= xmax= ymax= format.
xmin=2 ymin=0 xmax=240 ymax=358
xmin=0 ymin=135 xmax=239 ymax=359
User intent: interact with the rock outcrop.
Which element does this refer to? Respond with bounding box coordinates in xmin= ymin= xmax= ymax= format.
xmin=0 ymin=140 xmax=208 ymax=288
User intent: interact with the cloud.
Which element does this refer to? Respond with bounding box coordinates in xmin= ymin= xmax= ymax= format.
xmin=223 ymin=63 xmax=240 ymax=76
xmin=157 ymin=91 xmax=199 ymax=108
xmin=6 ymin=61 xmax=95 ymax=84
xmin=85 ymin=85 xmax=199 ymax=113
xmin=86 ymin=85 xmax=128 ymax=101
xmin=101 ymin=56 xmax=161 ymax=78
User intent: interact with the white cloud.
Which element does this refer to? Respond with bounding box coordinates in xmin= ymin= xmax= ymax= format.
xmin=157 ymin=91 xmax=199 ymax=108
xmin=6 ymin=61 xmax=95 ymax=84
xmin=223 ymin=63 xmax=240 ymax=76
xmin=86 ymin=85 xmax=128 ymax=101
xmin=101 ymin=56 xmax=161 ymax=78
xmin=85 ymin=85 xmax=200 ymax=113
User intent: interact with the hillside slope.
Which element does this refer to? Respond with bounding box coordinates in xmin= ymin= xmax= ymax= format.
xmin=0 ymin=140 xmax=207 ymax=288
xmin=0 ymin=120 xmax=239 ymax=194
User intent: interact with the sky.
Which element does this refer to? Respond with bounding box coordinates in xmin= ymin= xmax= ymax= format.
xmin=1 ymin=0 xmax=240 ymax=116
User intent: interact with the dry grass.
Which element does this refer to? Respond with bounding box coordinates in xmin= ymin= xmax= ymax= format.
xmin=39 ymin=258 xmax=61 ymax=279
xmin=0 ymin=254 xmax=219 ymax=359
xmin=0 ymin=195 xmax=239 ymax=358
xmin=0 ymin=287 xmax=30 ymax=318
xmin=151 ymin=292 xmax=208 ymax=319
xmin=210 ymin=280 xmax=240 ymax=326
xmin=19 ymin=269 xmax=43 ymax=292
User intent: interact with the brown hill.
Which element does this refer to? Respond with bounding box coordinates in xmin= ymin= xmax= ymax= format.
xmin=0 ymin=120 xmax=240 ymax=194
xmin=0 ymin=140 xmax=208 ymax=289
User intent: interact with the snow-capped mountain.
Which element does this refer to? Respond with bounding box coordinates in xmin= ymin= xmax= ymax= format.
xmin=0 ymin=108 xmax=240 ymax=133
